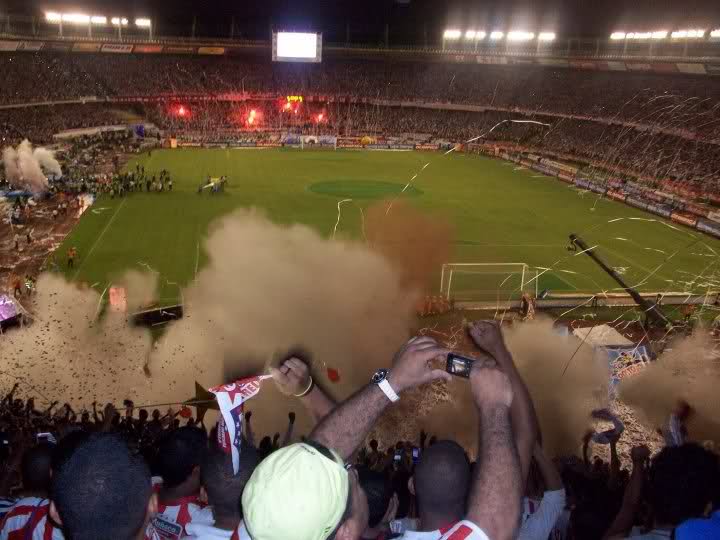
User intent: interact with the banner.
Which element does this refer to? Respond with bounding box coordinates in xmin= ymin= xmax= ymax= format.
xmin=18 ymin=41 xmax=43 ymax=51
xmin=671 ymin=212 xmax=698 ymax=228
xmin=416 ymin=144 xmax=439 ymax=151
xmin=558 ymin=172 xmax=575 ymax=183
xmin=696 ymin=218 xmax=720 ymax=238
xmin=101 ymin=43 xmax=133 ymax=53
xmin=574 ymin=179 xmax=590 ymax=189
xmin=209 ymin=376 xmax=263 ymax=474
xmin=134 ymin=45 xmax=163 ymax=53
xmin=607 ymin=190 xmax=627 ymax=202
xmin=708 ymin=210 xmax=720 ymax=224
xmin=73 ymin=43 xmax=101 ymax=52
xmin=0 ymin=41 xmax=19 ymax=51
xmin=626 ymin=196 xmax=648 ymax=210
xmin=604 ymin=346 xmax=650 ymax=393
xmin=653 ymin=205 xmax=672 ymax=218
xmin=257 ymin=142 xmax=282 ymax=148
xmin=389 ymin=144 xmax=415 ymax=150
xmin=366 ymin=144 xmax=390 ymax=149
xmin=163 ymin=46 xmax=195 ymax=54
xmin=198 ymin=47 xmax=226 ymax=55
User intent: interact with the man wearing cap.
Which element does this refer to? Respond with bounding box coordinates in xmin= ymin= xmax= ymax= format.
xmin=240 ymin=336 xmax=524 ymax=540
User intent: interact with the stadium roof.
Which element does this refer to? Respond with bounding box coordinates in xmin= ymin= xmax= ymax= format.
xmin=8 ymin=0 xmax=720 ymax=42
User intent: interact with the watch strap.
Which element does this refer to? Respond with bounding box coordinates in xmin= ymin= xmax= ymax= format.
xmin=377 ymin=378 xmax=400 ymax=402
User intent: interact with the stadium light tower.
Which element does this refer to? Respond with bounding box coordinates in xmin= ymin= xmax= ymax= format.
xmin=136 ymin=18 xmax=153 ymax=38
xmin=507 ymin=31 xmax=535 ymax=42
xmin=538 ymin=32 xmax=556 ymax=42
xmin=442 ymin=29 xmax=461 ymax=51
xmin=490 ymin=31 xmax=504 ymax=41
xmin=710 ymin=29 xmax=720 ymax=38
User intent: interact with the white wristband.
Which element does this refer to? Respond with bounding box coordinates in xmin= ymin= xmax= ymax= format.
xmin=378 ymin=379 xmax=400 ymax=402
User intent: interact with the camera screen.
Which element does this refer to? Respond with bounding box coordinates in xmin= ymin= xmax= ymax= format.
xmin=447 ymin=353 xmax=474 ymax=377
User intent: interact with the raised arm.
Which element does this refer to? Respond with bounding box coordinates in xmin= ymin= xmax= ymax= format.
xmin=602 ymin=445 xmax=650 ymax=539
xmin=270 ymin=357 xmax=335 ymax=422
xmin=310 ymin=337 xmax=450 ymax=460
xmin=466 ymin=362 xmax=522 ymax=540
xmin=469 ymin=321 xmax=539 ymax=482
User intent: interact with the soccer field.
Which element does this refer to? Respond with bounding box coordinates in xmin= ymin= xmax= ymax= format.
xmin=56 ymin=148 xmax=720 ymax=304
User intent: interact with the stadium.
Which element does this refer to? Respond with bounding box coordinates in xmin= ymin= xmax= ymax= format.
xmin=1 ymin=1 xmax=720 ymax=539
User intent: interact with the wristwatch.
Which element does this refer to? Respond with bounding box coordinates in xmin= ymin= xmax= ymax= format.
xmin=372 ymin=369 xmax=400 ymax=403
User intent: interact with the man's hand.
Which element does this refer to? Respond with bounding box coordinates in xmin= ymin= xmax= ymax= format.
xmin=271 ymin=357 xmax=312 ymax=396
xmin=631 ymin=445 xmax=650 ymax=465
xmin=468 ymin=321 xmax=507 ymax=356
xmin=288 ymin=411 xmax=296 ymax=424
xmin=387 ymin=337 xmax=451 ymax=393
xmin=469 ymin=360 xmax=513 ymax=410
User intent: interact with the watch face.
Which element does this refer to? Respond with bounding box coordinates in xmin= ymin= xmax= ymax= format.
xmin=372 ymin=369 xmax=388 ymax=384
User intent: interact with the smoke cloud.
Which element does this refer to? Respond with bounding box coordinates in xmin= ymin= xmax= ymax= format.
xmin=0 ymin=273 xmax=154 ymax=406
xmin=365 ymin=200 xmax=452 ymax=292
xmin=1 ymin=139 xmax=60 ymax=193
xmin=0 ymin=210 xmax=427 ymax=437
xmin=619 ymin=330 xmax=720 ymax=445
xmin=416 ymin=317 xmax=609 ymax=457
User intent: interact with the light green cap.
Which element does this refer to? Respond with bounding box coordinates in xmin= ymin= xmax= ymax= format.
xmin=242 ymin=442 xmax=349 ymax=540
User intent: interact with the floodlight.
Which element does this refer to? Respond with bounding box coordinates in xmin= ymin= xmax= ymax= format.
xmin=111 ymin=17 xmax=129 ymax=26
xmin=538 ymin=32 xmax=556 ymax=42
xmin=91 ymin=16 xmax=107 ymax=25
xmin=507 ymin=31 xmax=535 ymax=42
xmin=476 ymin=31 xmax=487 ymax=39
xmin=465 ymin=30 xmax=476 ymax=39
xmin=62 ymin=13 xmax=90 ymax=24
xmin=651 ymin=30 xmax=668 ymax=39
xmin=610 ymin=32 xmax=626 ymax=40
xmin=136 ymin=18 xmax=151 ymax=28
xmin=45 ymin=12 xmax=62 ymax=23
xmin=672 ymin=29 xmax=705 ymax=38
xmin=443 ymin=29 xmax=462 ymax=39
xmin=712 ymin=29 xmax=720 ymax=38
xmin=490 ymin=31 xmax=504 ymax=40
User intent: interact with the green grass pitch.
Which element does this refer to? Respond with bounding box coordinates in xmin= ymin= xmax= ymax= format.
xmin=55 ymin=148 xmax=720 ymax=303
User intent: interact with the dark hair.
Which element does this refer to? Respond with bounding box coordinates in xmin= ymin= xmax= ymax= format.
xmin=369 ymin=440 xmax=378 ymax=451
xmin=201 ymin=444 xmax=258 ymax=521
xmin=21 ymin=444 xmax=53 ymax=492
xmin=155 ymin=426 xmax=207 ymax=488
xmin=414 ymin=440 xmax=470 ymax=517
xmin=52 ymin=433 xmax=152 ymax=540
xmin=357 ymin=467 xmax=392 ymax=528
xmin=647 ymin=443 xmax=719 ymax=526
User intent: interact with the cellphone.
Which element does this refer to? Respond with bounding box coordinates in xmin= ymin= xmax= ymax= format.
xmin=446 ymin=353 xmax=475 ymax=378
xmin=394 ymin=451 xmax=402 ymax=462
xmin=412 ymin=448 xmax=420 ymax=463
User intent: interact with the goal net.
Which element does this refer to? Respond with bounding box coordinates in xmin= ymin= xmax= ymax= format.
xmin=439 ymin=263 xmax=538 ymax=302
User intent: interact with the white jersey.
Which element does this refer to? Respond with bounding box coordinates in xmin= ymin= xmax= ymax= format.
xmin=518 ymin=489 xmax=566 ymax=540
xmin=185 ymin=522 xmax=235 ymax=539
xmin=438 ymin=521 xmax=490 ymax=540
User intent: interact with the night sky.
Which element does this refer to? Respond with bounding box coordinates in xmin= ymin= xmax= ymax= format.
xmin=7 ymin=0 xmax=720 ymax=42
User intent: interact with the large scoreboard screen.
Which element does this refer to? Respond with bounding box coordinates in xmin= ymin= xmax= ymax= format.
xmin=272 ymin=32 xmax=322 ymax=63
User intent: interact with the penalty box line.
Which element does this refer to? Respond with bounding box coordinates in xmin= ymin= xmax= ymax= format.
xmin=72 ymin=198 xmax=127 ymax=280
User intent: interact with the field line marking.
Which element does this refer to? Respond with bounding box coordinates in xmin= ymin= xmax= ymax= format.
xmin=194 ymin=240 xmax=200 ymax=278
xmin=72 ymin=198 xmax=127 ymax=280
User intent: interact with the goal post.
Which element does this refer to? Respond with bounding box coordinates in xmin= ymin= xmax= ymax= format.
xmin=439 ymin=263 xmax=538 ymax=302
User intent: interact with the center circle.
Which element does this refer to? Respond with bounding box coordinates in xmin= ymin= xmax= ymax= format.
xmin=309 ymin=180 xmax=423 ymax=199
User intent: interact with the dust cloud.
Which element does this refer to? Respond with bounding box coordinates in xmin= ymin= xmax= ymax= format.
xmin=145 ymin=210 xmax=421 ymax=437
xmin=366 ymin=199 xmax=452 ymax=292
xmin=0 ymin=273 xmax=154 ymax=406
xmin=1 ymin=140 xmax=61 ymax=193
xmin=619 ymin=330 xmax=720 ymax=445
xmin=416 ymin=317 xmax=609 ymax=458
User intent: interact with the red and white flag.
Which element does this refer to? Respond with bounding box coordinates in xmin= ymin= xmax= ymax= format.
xmin=209 ymin=375 xmax=268 ymax=474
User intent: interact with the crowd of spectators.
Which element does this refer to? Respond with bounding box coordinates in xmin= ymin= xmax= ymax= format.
xmin=1 ymin=53 xmax=720 ymax=140
xmin=0 ymin=322 xmax=717 ymax=540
